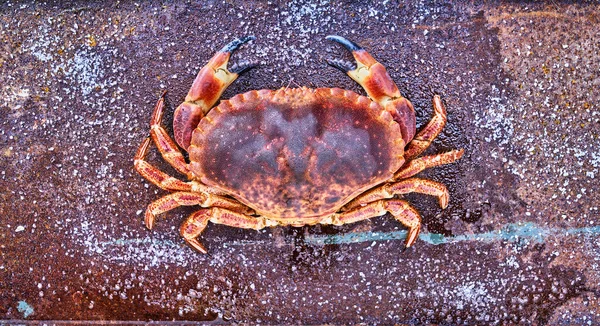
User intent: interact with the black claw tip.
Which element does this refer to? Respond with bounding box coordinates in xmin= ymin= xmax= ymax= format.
xmin=326 ymin=58 xmax=356 ymax=73
xmin=220 ymin=35 xmax=256 ymax=53
xmin=229 ymin=60 xmax=259 ymax=75
xmin=326 ymin=35 xmax=362 ymax=52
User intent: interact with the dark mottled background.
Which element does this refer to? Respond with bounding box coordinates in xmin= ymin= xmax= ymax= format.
xmin=1 ymin=1 xmax=599 ymax=324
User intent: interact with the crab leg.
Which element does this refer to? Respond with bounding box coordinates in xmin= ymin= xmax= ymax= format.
xmin=134 ymin=137 xmax=194 ymax=191
xmin=323 ymin=199 xmax=422 ymax=248
xmin=404 ymin=95 xmax=448 ymax=160
xmin=326 ymin=35 xmax=416 ymax=144
xmin=173 ymin=36 xmax=256 ymax=150
xmin=344 ymin=177 xmax=450 ymax=211
xmin=147 ymin=92 xmax=193 ymax=177
xmin=180 ymin=208 xmax=278 ymax=253
xmin=133 ymin=92 xmax=193 ymax=184
xmin=134 ymin=136 xmax=231 ymax=195
xmin=144 ymin=191 xmax=254 ymax=230
xmin=394 ymin=149 xmax=464 ymax=180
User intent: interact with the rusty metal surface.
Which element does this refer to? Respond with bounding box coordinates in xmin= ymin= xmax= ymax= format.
xmin=1 ymin=1 xmax=599 ymax=324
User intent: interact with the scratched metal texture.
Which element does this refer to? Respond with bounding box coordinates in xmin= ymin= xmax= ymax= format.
xmin=1 ymin=0 xmax=599 ymax=324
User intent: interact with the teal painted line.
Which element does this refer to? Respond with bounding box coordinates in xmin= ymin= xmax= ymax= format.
xmin=567 ymin=225 xmax=600 ymax=235
xmin=99 ymin=237 xmax=181 ymax=248
xmin=97 ymin=223 xmax=600 ymax=250
xmin=17 ymin=300 xmax=34 ymax=318
xmin=305 ymin=222 xmax=600 ymax=246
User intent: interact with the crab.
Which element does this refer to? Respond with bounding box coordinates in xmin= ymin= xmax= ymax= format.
xmin=134 ymin=35 xmax=464 ymax=253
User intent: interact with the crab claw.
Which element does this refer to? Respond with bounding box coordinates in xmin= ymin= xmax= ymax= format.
xmin=196 ymin=35 xmax=257 ymax=81
xmin=325 ymin=35 xmax=362 ymax=73
xmin=229 ymin=59 xmax=258 ymax=75
xmin=326 ymin=35 xmax=395 ymax=102
xmin=326 ymin=35 xmax=362 ymax=52
xmin=220 ymin=36 xmax=258 ymax=74
xmin=325 ymin=58 xmax=356 ymax=73
xmin=326 ymin=34 xmax=416 ymax=144
xmin=176 ymin=36 xmax=258 ymax=149
xmin=326 ymin=34 xmax=379 ymax=76
xmin=220 ymin=35 xmax=256 ymax=53
xmin=326 ymin=33 xmax=401 ymax=103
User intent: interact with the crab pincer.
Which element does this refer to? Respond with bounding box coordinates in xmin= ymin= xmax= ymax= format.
xmin=173 ymin=36 xmax=258 ymax=150
xmin=219 ymin=36 xmax=258 ymax=74
xmin=325 ymin=35 xmax=362 ymax=72
xmin=326 ymin=35 xmax=417 ymax=145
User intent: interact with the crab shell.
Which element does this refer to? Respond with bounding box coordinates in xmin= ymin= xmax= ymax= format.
xmin=188 ymin=87 xmax=405 ymax=222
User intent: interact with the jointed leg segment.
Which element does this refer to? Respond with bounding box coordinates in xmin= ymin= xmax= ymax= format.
xmin=394 ymin=149 xmax=464 ymax=180
xmin=144 ymin=191 xmax=254 ymax=230
xmin=323 ymin=199 xmax=422 ymax=247
xmin=134 ymin=137 xmax=193 ymax=192
xmin=148 ymin=92 xmax=192 ymax=177
xmin=180 ymin=208 xmax=278 ymax=253
xmin=133 ymin=91 xmax=194 ymax=190
xmin=344 ymin=177 xmax=450 ymax=211
xmin=134 ymin=136 xmax=230 ymax=197
xmin=404 ymin=95 xmax=448 ymax=160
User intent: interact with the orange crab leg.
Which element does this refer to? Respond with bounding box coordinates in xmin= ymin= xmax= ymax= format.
xmin=142 ymin=93 xmax=194 ymax=178
xmin=324 ymin=199 xmax=422 ymax=248
xmin=134 ymin=137 xmax=194 ymax=191
xmin=344 ymin=177 xmax=450 ymax=211
xmin=144 ymin=191 xmax=254 ymax=230
xmin=327 ymin=35 xmax=416 ymax=144
xmin=394 ymin=149 xmax=464 ymax=180
xmin=135 ymin=133 xmax=231 ymax=194
xmin=173 ymin=36 xmax=256 ymax=150
xmin=404 ymin=95 xmax=448 ymax=160
xmin=180 ymin=208 xmax=278 ymax=253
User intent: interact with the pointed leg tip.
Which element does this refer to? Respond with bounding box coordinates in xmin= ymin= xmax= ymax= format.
xmin=440 ymin=193 xmax=450 ymax=209
xmin=186 ymin=238 xmax=208 ymax=254
xmin=150 ymin=92 xmax=168 ymax=125
xmin=404 ymin=228 xmax=420 ymax=248
xmin=432 ymin=95 xmax=447 ymax=114
xmin=134 ymin=137 xmax=152 ymax=159
xmin=237 ymin=35 xmax=256 ymax=46
xmin=144 ymin=213 xmax=155 ymax=230
xmin=401 ymin=241 xmax=415 ymax=253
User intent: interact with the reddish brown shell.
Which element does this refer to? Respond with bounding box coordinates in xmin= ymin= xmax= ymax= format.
xmin=188 ymin=87 xmax=405 ymax=219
